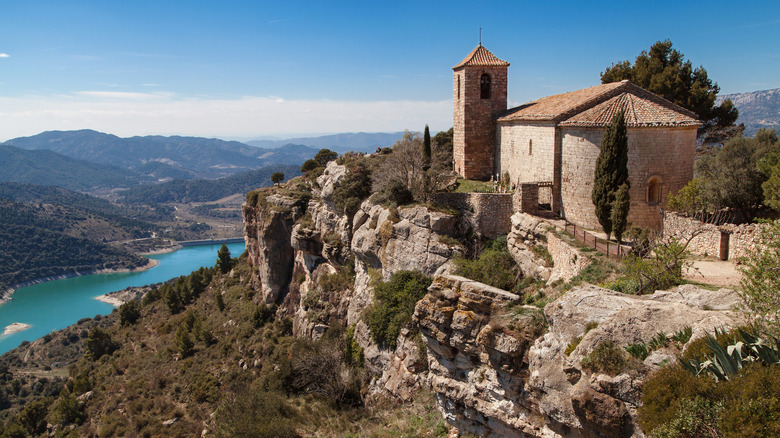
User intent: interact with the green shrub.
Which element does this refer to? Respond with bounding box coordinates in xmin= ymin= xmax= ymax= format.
xmin=319 ymin=257 xmax=356 ymax=293
xmin=581 ymin=340 xmax=637 ymax=376
xmin=332 ymin=164 xmax=372 ymax=219
xmin=366 ymin=270 xmax=432 ymax=348
xmin=84 ymin=328 xmax=119 ymax=360
xmin=253 ymin=304 xmax=276 ymax=328
xmin=453 ymin=236 xmax=518 ymax=292
xmin=118 ymin=301 xmax=141 ymax=326
xmin=345 ymin=324 xmax=364 ymax=367
xmin=639 ymin=361 xmax=780 ymax=437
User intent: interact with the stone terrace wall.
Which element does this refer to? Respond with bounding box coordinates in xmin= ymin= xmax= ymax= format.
xmin=431 ymin=192 xmax=513 ymax=239
xmin=663 ymin=212 xmax=768 ymax=260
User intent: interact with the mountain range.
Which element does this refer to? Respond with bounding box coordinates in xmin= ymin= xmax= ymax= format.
xmin=717 ymin=88 xmax=780 ymax=136
xmin=3 ymin=130 xmax=320 ymax=180
xmin=245 ymin=131 xmax=404 ymax=152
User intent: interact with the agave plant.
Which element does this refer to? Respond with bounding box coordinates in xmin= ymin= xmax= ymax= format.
xmin=680 ymin=328 xmax=780 ymax=381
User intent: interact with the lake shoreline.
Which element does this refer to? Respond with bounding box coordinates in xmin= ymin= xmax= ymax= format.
xmin=1 ymin=258 xmax=159 ymax=305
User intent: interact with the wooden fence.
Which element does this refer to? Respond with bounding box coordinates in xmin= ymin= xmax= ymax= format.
xmin=563 ymin=222 xmax=630 ymax=259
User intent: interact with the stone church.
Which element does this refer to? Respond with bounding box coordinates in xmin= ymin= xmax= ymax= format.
xmin=453 ymin=44 xmax=700 ymax=230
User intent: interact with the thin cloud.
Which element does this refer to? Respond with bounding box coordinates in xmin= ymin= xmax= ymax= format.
xmin=74 ymin=91 xmax=175 ymax=100
xmin=0 ymin=53 xmax=9 ymax=58
xmin=0 ymin=94 xmax=451 ymax=140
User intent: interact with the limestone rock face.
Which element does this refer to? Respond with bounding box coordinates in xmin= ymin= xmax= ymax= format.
xmin=352 ymin=203 xmax=463 ymax=280
xmin=242 ymin=198 xmax=296 ymax=304
xmin=414 ymin=276 xmax=742 ymax=438
xmin=507 ymin=212 xmax=553 ymax=281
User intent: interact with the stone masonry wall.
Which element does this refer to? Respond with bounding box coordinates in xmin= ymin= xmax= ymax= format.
xmin=453 ymin=65 xmax=508 ymax=180
xmin=431 ymin=192 xmax=513 ymax=238
xmin=559 ymin=126 xmax=697 ymax=231
xmin=663 ymin=212 xmax=768 ymax=260
xmin=496 ymin=121 xmax=556 ymax=185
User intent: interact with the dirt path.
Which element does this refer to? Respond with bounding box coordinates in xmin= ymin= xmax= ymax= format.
xmin=685 ymin=259 xmax=742 ymax=289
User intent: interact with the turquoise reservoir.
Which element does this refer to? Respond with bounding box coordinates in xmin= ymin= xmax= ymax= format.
xmin=0 ymin=242 xmax=245 ymax=355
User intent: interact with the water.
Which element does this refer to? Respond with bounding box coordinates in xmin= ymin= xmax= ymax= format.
xmin=0 ymin=242 xmax=245 ymax=355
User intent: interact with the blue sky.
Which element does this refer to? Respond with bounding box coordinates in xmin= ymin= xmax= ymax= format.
xmin=0 ymin=0 xmax=778 ymax=140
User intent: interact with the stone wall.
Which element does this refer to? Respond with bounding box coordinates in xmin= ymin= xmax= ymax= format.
xmin=559 ymin=126 xmax=697 ymax=231
xmin=431 ymin=192 xmax=513 ymax=238
xmin=453 ymin=65 xmax=508 ymax=180
xmin=496 ymin=121 xmax=556 ymax=185
xmin=663 ymin=212 xmax=768 ymax=260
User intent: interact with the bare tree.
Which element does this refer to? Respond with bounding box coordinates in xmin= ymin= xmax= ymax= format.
xmin=372 ymin=130 xmax=452 ymax=202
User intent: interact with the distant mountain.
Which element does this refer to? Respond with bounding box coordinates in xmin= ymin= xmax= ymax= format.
xmin=118 ymin=165 xmax=301 ymax=204
xmin=0 ymin=144 xmax=138 ymax=191
xmin=3 ymin=130 xmax=319 ymax=179
xmin=246 ymin=132 xmax=404 ymax=153
xmin=717 ymin=88 xmax=780 ymax=136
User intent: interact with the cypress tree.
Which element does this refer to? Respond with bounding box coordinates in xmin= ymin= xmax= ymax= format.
xmin=423 ymin=124 xmax=432 ymax=170
xmin=592 ymin=110 xmax=629 ymax=239
xmin=611 ymin=183 xmax=631 ymax=243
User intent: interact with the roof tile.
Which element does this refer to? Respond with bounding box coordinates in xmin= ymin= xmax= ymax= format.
xmin=453 ymin=45 xmax=510 ymax=69
xmin=498 ymin=80 xmax=700 ymax=127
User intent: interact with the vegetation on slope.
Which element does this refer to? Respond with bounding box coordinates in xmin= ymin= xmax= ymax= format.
xmin=118 ymin=165 xmax=300 ymax=204
xmin=0 ymin=199 xmax=150 ymax=289
xmin=0 ymin=257 xmax=450 ymax=438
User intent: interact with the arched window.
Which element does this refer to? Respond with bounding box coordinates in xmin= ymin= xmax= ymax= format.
xmin=480 ymin=73 xmax=491 ymax=99
xmin=647 ymin=176 xmax=662 ymax=205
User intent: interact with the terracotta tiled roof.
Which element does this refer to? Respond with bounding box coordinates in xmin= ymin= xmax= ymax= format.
xmin=453 ymin=44 xmax=510 ymax=69
xmin=498 ymin=80 xmax=701 ymax=127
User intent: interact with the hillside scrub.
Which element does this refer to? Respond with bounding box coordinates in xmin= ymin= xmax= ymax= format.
xmin=366 ymin=270 xmax=433 ymax=349
xmin=453 ymin=236 xmax=520 ymax=293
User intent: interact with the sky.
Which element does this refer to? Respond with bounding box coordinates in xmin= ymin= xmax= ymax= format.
xmin=0 ymin=0 xmax=778 ymax=141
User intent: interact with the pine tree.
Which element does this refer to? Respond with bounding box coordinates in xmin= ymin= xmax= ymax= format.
xmin=592 ymin=111 xmax=629 ymax=239
xmin=611 ymin=183 xmax=631 ymax=243
xmin=216 ymin=244 xmax=233 ymax=274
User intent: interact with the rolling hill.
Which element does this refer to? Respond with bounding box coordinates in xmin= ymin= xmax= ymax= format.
xmin=118 ymin=165 xmax=301 ymax=204
xmin=0 ymin=144 xmax=139 ymax=191
xmin=3 ymin=130 xmax=319 ymax=179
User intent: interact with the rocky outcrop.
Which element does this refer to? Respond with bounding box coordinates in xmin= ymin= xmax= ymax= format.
xmin=507 ymin=213 xmax=554 ymax=281
xmin=243 ymin=195 xmax=298 ymax=304
xmin=413 ymin=275 xmax=742 ymax=438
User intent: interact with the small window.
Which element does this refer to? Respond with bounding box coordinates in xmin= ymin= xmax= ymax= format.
xmin=480 ymin=73 xmax=491 ymax=99
xmin=457 ymin=76 xmax=461 ymax=100
xmin=647 ymin=177 xmax=662 ymax=205
xmin=528 ymin=139 xmax=533 ymax=156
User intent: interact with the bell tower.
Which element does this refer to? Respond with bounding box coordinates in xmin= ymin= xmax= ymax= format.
xmin=453 ymin=44 xmax=509 ymax=180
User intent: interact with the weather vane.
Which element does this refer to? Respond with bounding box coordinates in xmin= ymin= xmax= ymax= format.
xmin=479 ymin=27 xmax=482 ymax=45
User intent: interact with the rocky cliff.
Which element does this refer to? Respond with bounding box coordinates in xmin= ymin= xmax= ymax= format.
xmin=243 ymin=162 xmax=743 ymax=437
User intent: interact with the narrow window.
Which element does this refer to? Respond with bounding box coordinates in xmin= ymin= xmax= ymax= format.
xmin=457 ymin=76 xmax=461 ymax=100
xmin=647 ymin=177 xmax=661 ymax=204
xmin=480 ymin=73 xmax=491 ymax=99
xmin=528 ymin=139 xmax=533 ymax=156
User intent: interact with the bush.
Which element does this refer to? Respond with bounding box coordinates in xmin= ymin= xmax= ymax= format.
xmin=84 ymin=328 xmax=119 ymax=360
xmin=300 ymin=159 xmax=321 ymax=173
xmin=453 ymin=236 xmax=519 ymax=292
xmin=639 ymin=361 xmax=780 ymax=437
xmin=366 ymin=271 xmax=432 ymax=348
xmin=118 ymin=301 xmax=141 ymax=326
xmin=581 ymin=340 xmax=637 ymax=376
xmin=332 ymin=164 xmax=372 ymax=219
